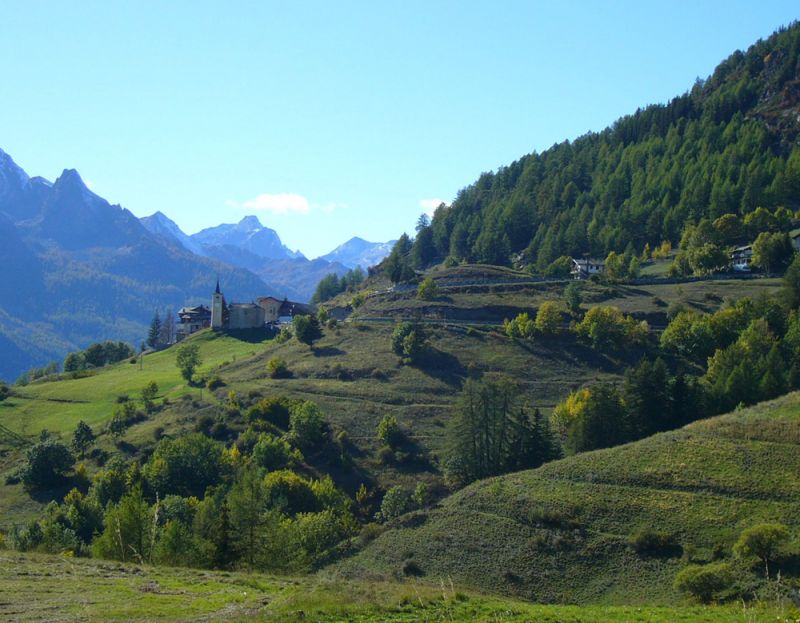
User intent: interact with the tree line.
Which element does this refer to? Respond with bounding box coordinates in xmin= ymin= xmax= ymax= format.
xmin=381 ymin=24 xmax=800 ymax=280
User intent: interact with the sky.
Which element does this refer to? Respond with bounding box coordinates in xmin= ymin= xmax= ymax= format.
xmin=0 ymin=1 xmax=798 ymax=258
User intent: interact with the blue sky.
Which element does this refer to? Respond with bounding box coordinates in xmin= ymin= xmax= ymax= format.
xmin=0 ymin=1 xmax=797 ymax=258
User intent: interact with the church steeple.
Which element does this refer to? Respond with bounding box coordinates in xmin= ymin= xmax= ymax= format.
xmin=215 ymin=276 xmax=220 ymax=294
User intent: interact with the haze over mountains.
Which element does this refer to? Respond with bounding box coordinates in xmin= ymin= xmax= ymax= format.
xmin=0 ymin=149 xmax=393 ymax=380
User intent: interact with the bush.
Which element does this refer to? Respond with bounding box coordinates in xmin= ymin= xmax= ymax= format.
xmin=175 ymin=343 xmax=202 ymax=383
xmin=293 ymin=315 xmax=323 ymax=347
xmin=378 ymin=486 xmax=410 ymax=521
xmin=733 ymin=523 xmax=789 ymax=573
xmin=0 ymin=382 xmax=9 ymax=401
xmin=22 ymin=439 xmax=75 ymax=490
xmin=376 ymin=415 xmax=403 ymax=448
xmin=143 ymin=434 xmax=224 ymax=498
xmin=252 ymin=433 xmax=292 ymax=470
xmin=266 ymin=357 xmax=290 ymax=379
xmin=535 ymin=301 xmax=562 ymax=335
xmin=247 ymin=395 xmax=292 ymax=429
xmin=574 ymin=306 xmax=648 ymax=351
xmin=417 ymin=277 xmax=438 ymax=300
xmin=402 ymin=558 xmax=423 ymax=576
xmin=629 ymin=528 xmax=681 ymax=557
xmin=503 ymin=312 xmax=535 ymax=340
xmin=288 ymin=401 xmax=329 ymax=451
xmin=673 ymin=562 xmax=735 ymax=603
xmin=206 ymin=375 xmax=225 ymax=390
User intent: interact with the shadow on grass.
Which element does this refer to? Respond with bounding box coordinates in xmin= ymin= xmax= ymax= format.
xmin=417 ymin=347 xmax=466 ymax=386
xmin=312 ymin=347 xmax=347 ymax=357
xmin=222 ymin=328 xmax=275 ymax=343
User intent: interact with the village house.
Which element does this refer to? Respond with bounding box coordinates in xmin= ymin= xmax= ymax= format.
xmin=175 ymin=305 xmax=211 ymax=339
xmin=730 ymin=244 xmax=754 ymax=271
xmin=570 ymin=258 xmax=604 ymax=279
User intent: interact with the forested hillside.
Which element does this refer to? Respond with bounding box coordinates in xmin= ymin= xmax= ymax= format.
xmin=416 ymin=23 xmax=800 ymax=271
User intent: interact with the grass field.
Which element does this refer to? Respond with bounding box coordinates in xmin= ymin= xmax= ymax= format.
xmin=334 ymin=393 xmax=800 ymax=605
xmin=0 ymin=330 xmax=272 ymax=436
xmin=0 ymin=551 xmax=781 ymax=622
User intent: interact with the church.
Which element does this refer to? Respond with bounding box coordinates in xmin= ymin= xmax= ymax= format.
xmin=208 ymin=280 xmax=312 ymax=331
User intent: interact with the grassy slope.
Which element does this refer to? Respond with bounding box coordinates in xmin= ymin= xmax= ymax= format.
xmin=0 ymin=271 xmax=783 ymax=527
xmin=333 ymin=393 xmax=800 ymax=605
xmin=0 ymin=330 xmax=271 ymax=435
xmin=0 ymin=551 xmax=767 ymax=623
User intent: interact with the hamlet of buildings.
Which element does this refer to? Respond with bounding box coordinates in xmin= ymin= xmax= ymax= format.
xmin=176 ymin=281 xmax=311 ymax=338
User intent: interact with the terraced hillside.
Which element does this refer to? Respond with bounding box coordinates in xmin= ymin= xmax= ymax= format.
xmin=0 ymin=272 xmax=784 ymax=528
xmin=339 ymin=264 xmax=782 ymax=328
xmin=333 ymin=393 xmax=800 ymax=605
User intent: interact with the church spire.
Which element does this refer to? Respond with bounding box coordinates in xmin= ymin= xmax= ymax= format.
xmin=215 ymin=276 xmax=220 ymax=294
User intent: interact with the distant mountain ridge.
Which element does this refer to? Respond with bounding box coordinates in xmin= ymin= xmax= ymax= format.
xmin=0 ymin=149 xmax=272 ymax=381
xmin=191 ymin=215 xmax=305 ymax=261
xmin=140 ymin=212 xmax=361 ymax=301
xmin=318 ymin=236 xmax=396 ymax=270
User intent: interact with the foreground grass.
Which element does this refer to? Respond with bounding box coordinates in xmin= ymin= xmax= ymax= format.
xmin=0 ymin=551 xmax=776 ymax=623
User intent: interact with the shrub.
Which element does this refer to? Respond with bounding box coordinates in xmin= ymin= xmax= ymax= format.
xmin=110 ymin=401 xmax=139 ymax=438
xmin=143 ymin=433 xmax=224 ymax=498
xmin=175 ymin=343 xmax=201 ymax=383
xmin=733 ymin=523 xmax=790 ymax=574
xmin=376 ymin=415 xmax=403 ymax=448
xmin=267 ymin=357 xmax=290 ymax=379
xmin=247 ymin=395 xmax=292 ymax=429
xmin=417 ymin=277 xmax=438 ymax=300
xmin=0 ymin=382 xmax=9 ymax=401
xmin=357 ymin=522 xmax=385 ymax=546
xmin=275 ymin=328 xmax=292 ymax=343
xmin=503 ymin=312 xmax=535 ymax=340
xmin=263 ymin=470 xmax=319 ymax=515
xmin=22 ymin=439 xmax=75 ymax=491
xmin=206 ymin=375 xmax=225 ymax=390
xmin=378 ymin=486 xmax=410 ymax=521
xmin=252 ymin=433 xmax=292 ymax=470
xmin=293 ymin=315 xmax=323 ymax=347
xmin=402 ymin=558 xmax=423 ymax=576
xmin=673 ymin=562 xmax=735 ymax=603
xmin=574 ymin=306 xmax=648 ymax=351
xmin=288 ymin=401 xmax=329 ymax=451
xmin=535 ymin=301 xmax=562 ymax=335
xmin=629 ymin=528 xmax=681 ymax=557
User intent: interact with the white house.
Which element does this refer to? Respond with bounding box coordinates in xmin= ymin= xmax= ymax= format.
xmin=570 ymin=258 xmax=604 ymax=279
xmin=730 ymin=245 xmax=753 ymax=271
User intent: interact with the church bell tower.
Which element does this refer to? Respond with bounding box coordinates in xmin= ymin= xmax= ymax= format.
xmin=211 ymin=278 xmax=224 ymax=329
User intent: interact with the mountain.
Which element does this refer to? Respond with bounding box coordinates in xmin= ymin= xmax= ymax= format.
xmin=162 ymin=215 xmax=351 ymax=301
xmin=0 ymin=151 xmax=274 ymax=381
xmin=141 ymin=211 xmax=207 ymax=257
xmin=411 ymin=23 xmax=800 ymax=273
xmin=318 ymin=236 xmax=395 ymax=270
xmin=192 ymin=216 xmax=305 ymax=261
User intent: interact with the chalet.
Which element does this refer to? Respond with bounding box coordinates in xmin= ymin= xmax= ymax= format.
xmin=570 ymin=258 xmax=604 ymax=279
xmin=176 ymin=305 xmax=211 ymax=339
xmin=730 ymin=245 xmax=753 ymax=271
